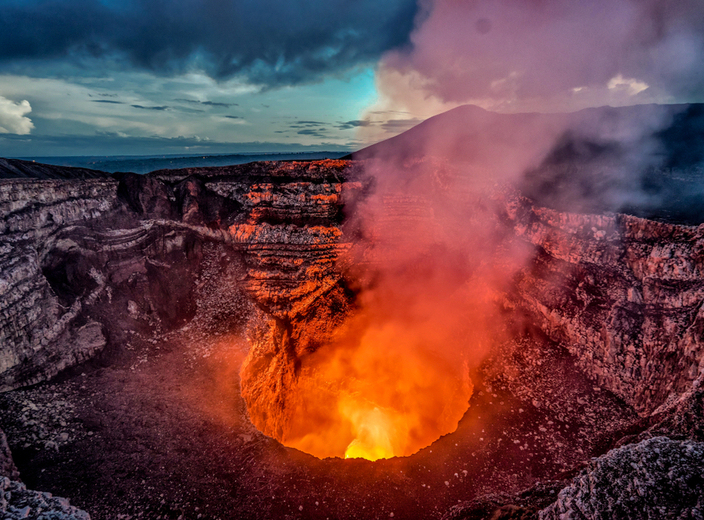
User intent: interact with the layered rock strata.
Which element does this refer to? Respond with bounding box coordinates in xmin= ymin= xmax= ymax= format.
xmin=0 ymin=161 xmax=361 ymax=396
xmin=504 ymin=193 xmax=704 ymax=414
xmin=4 ymin=160 xmax=704 ymax=431
xmin=1 ymin=179 xmax=119 ymax=389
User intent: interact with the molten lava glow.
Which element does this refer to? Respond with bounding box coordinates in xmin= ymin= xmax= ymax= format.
xmin=281 ymin=315 xmax=476 ymax=460
xmin=342 ymin=404 xmax=396 ymax=460
xmin=243 ymin=162 xmax=509 ymax=461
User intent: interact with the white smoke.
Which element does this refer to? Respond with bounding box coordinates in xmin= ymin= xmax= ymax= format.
xmin=363 ymin=0 xmax=704 ymax=128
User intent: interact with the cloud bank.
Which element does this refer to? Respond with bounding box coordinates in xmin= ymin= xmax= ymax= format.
xmin=0 ymin=0 xmax=418 ymax=88
xmin=0 ymin=96 xmax=33 ymax=134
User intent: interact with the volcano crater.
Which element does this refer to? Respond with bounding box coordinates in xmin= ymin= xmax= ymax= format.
xmin=1 ymin=154 xmax=704 ymax=519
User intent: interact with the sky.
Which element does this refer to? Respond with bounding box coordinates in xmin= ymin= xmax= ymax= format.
xmin=1 ymin=0 xmax=703 ymax=157
xmin=0 ymin=0 xmax=419 ymax=157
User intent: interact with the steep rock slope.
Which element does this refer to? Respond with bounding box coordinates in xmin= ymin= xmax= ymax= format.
xmin=504 ymin=193 xmax=704 ymax=414
xmin=0 ymin=161 xmax=361 ymax=392
xmin=1 ymin=179 xmax=119 ymax=389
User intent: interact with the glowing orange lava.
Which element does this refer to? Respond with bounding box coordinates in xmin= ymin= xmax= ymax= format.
xmin=281 ymin=318 xmax=475 ymax=460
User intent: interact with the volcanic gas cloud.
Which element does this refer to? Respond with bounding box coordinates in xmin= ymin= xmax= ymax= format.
xmin=240 ymin=149 xmax=547 ymax=460
xmin=240 ymin=0 xmax=704 ymax=461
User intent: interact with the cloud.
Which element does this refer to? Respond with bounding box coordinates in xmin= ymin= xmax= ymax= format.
xmin=131 ymin=104 xmax=169 ymax=111
xmin=337 ymin=119 xmax=373 ymax=130
xmin=0 ymin=0 xmax=418 ymax=88
xmin=203 ymin=101 xmax=237 ymax=108
xmin=174 ymin=99 xmax=238 ymax=108
xmin=297 ymin=128 xmax=327 ymax=137
xmin=607 ymin=74 xmax=650 ymax=96
xmin=380 ymin=118 xmax=421 ymax=132
xmin=337 ymin=117 xmax=421 ymax=136
xmin=289 ymin=121 xmax=328 ymax=130
xmin=0 ymin=95 xmax=33 ymax=134
xmin=92 ymin=99 xmax=124 ymax=104
xmin=0 ymin=72 xmax=364 ymax=154
xmin=222 ymin=115 xmax=246 ymax=125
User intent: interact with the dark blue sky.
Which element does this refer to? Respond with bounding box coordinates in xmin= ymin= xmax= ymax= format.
xmin=0 ymin=0 xmax=420 ymax=156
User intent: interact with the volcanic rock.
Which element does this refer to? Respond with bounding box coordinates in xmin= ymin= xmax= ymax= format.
xmin=0 ymin=160 xmax=360 ymax=393
xmin=1 ymin=426 xmax=90 ymax=519
xmin=1 ymin=126 xmax=704 ymax=519
xmin=0 ymin=428 xmax=19 ymax=480
xmin=350 ymin=103 xmax=704 ymax=223
xmin=539 ymin=437 xmax=704 ymax=520
xmin=1 ymin=476 xmax=91 ymax=520
xmin=503 ymin=192 xmax=704 ymax=415
xmin=0 ymin=158 xmax=111 ymax=180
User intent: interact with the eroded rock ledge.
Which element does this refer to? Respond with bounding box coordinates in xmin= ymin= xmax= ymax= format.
xmin=504 ymin=194 xmax=704 ymax=414
xmin=0 ymin=160 xmax=360 ymax=393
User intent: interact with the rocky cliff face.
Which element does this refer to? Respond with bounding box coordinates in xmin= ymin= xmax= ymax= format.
xmin=0 ymin=161 xmax=361 ymax=396
xmin=1 ymin=179 xmax=119 ymax=390
xmin=2 ymin=158 xmax=704 ymax=519
xmin=504 ymin=193 xmax=704 ymax=415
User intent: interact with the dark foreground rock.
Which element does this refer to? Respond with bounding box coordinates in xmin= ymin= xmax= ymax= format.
xmin=444 ymin=436 xmax=704 ymax=520
xmin=1 ymin=477 xmax=91 ymax=520
xmin=539 ymin=437 xmax=704 ymax=520
xmin=2 ymin=427 xmax=90 ymax=520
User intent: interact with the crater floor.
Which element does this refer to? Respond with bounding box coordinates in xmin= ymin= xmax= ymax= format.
xmin=0 ymin=319 xmax=640 ymax=520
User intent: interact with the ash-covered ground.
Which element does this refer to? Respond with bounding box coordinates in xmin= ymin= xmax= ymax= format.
xmin=0 ymin=307 xmax=642 ymax=520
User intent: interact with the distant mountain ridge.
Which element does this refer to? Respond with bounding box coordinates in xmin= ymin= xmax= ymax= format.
xmin=12 ymin=152 xmax=350 ymax=175
xmin=348 ymin=103 xmax=704 ymax=224
xmin=0 ymin=158 xmax=111 ymax=180
xmin=348 ymin=103 xmax=704 ymax=167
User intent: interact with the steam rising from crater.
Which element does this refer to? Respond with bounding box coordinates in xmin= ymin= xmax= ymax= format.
xmin=242 ymin=0 xmax=704 ymax=461
xmin=278 ymin=151 xmax=540 ymax=459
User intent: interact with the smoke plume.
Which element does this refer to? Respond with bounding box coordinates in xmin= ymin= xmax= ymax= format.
xmin=258 ymin=0 xmax=704 ymax=460
xmin=369 ymin=0 xmax=704 ymax=117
